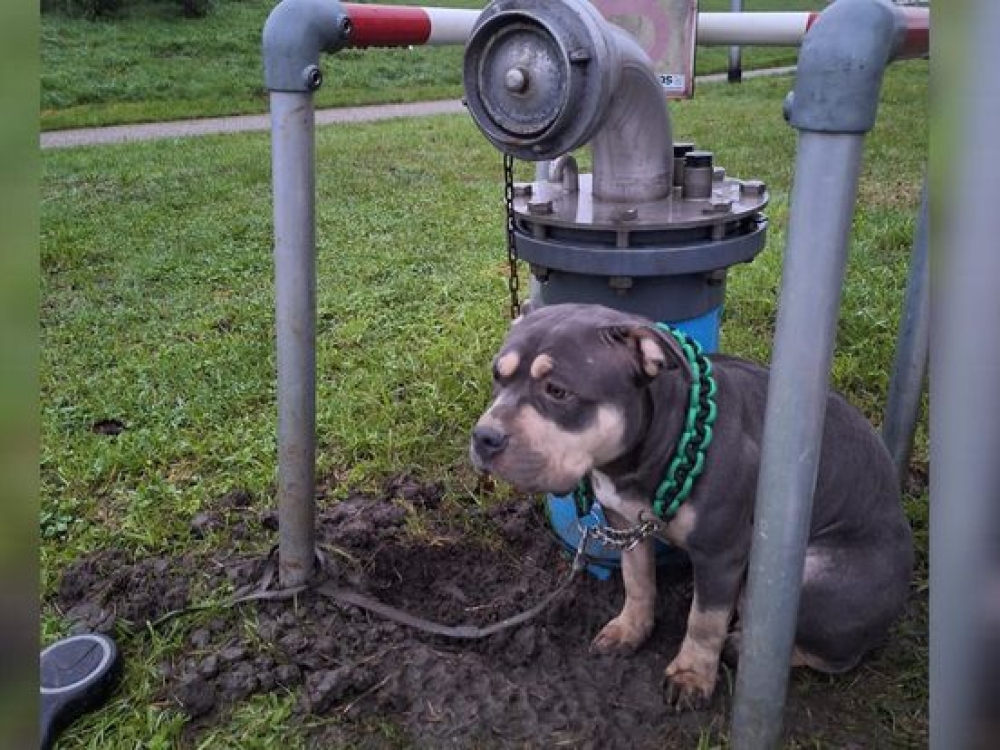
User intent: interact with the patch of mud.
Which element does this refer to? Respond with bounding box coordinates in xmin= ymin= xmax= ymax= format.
xmin=52 ymin=482 xmax=927 ymax=748
xmin=57 ymin=549 xmax=191 ymax=635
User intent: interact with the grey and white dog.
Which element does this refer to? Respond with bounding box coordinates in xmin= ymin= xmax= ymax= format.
xmin=470 ymin=303 xmax=913 ymax=711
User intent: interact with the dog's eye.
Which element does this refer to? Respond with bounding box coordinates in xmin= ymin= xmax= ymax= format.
xmin=545 ymin=382 xmax=569 ymax=400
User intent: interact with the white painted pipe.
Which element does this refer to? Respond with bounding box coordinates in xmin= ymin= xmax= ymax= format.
xmin=697 ymin=12 xmax=812 ymax=47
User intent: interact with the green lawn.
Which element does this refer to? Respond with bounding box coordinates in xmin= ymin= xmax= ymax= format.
xmin=41 ymin=60 xmax=928 ymax=746
xmin=41 ymin=0 xmax=826 ymax=130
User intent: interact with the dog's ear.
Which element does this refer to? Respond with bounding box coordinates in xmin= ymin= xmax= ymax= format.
xmin=602 ymin=324 xmax=692 ymax=382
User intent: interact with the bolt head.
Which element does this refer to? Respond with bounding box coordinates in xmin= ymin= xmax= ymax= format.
xmin=504 ymin=67 xmax=528 ymax=93
xmin=783 ymin=91 xmax=795 ymax=122
xmin=740 ymin=180 xmax=767 ymax=198
xmin=302 ymin=65 xmax=323 ymax=91
xmin=704 ymin=198 xmax=732 ymax=214
xmin=527 ymin=199 xmax=553 ymax=215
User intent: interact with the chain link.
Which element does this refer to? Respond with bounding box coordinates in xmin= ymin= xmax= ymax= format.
xmin=584 ymin=517 xmax=658 ymax=552
xmin=503 ymin=153 xmax=521 ymax=320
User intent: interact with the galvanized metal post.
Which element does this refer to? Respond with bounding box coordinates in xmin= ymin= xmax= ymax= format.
xmin=883 ymin=180 xmax=929 ymax=486
xmin=729 ymin=1 xmax=906 ymax=747
xmin=264 ymin=0 xmax=350 ymax=587
xmin=730 ymin=132 xmax=865 ymax=748
xmin=728 ymin=0 xmax=743 ymax=82
xmin=270 ymin=90 xmax=318 ymax=587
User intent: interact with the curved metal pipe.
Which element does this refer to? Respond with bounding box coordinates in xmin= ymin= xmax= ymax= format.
xmin=590 ymin=24 xmax=674 ymax=202
xmin=548 ymin=154 xmax=580 ymax=193
xmin=264 ymin=0 xmax=351 ymax=92
xmin=463 ymin=0 xmax=674 ymax=203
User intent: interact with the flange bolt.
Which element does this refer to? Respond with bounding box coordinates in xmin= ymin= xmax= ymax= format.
xmin=302 ymin=65 xmax=323 ymax=91
xmin=527 ymin=198 xmax=554 ymax=215
xmin=741 ymin=180 xmax=767 ymax=198
xmin=683 ymin=151 xmax=714 ymax=199
xmin=673 ymin=142 xmax=695 ymax=187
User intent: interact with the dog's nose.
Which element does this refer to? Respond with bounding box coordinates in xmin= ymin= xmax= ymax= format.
xmin=472 ymin=425 xmax=509 ymax=459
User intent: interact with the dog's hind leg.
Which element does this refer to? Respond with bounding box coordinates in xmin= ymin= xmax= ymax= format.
xmin=793 ymin=544 xmax=909 ymax=673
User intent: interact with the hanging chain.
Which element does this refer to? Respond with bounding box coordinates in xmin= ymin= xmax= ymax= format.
xmin=503 ymin=153 xmax=522 ymax=320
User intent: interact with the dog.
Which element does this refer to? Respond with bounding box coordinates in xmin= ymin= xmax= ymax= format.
xmin=470 ymin=302 xmax=913 ymax=711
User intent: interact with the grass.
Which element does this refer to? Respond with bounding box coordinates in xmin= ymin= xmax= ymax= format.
xmin=41 ymin=0 xmax=826 ymax=130
xmin=41 ymin=59 xmax=928 ymax=747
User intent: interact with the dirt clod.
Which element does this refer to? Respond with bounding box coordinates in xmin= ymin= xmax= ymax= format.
xmin=90 ymin=418 xmax=125 ymax=436
xmin=175 ymin=674 xmax=216 ymax=719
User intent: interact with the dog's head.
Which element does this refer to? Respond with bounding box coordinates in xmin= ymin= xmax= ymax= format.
xmin=469 ymin=303 xmax=691 ymax=494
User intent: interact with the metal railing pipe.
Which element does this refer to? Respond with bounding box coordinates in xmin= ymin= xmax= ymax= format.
xmin=729 ymin=1 xmax=908 ymax=747
xmin=264 ymin=0 xmax=350 ymax=587
xmin=696 ymin=8 xmax=926 ymax=57
xmin=730 ymin=132 xmax=865 ymax=749
xmin=697 ymin=11 xmax=813 ymax=47
xmin=307 ymin=4 xmax=932 ymax=57
xmin=270 ymin=91 xmax=319 ymax=588
xmin=883 ymin=180 xmax=929 ymax=485
xmin=342 ymin=4 xmax=479 ymax=46
xmin=728 ymin=0 xmax=743 ymax=82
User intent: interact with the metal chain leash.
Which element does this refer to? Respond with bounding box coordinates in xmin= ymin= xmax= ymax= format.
xmin=155 ymin=531 xmax=593 ymax=641
xmin=503 ymin=153 xmax=522 ymax=320
xmin=585 ymin=517 xmax=659 ymax=552
xmin=573 ymin=477 xmax=660 ymax=551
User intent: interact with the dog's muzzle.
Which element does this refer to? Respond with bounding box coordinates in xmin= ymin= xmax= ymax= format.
xmin=471 ymin=425 xmax=509 ymax=468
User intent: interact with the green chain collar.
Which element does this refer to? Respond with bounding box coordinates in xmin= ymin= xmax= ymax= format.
xmin=574 ymin=324 xmax=718 ymax=522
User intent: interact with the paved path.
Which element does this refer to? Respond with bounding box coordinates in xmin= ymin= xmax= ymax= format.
xmin=40 ymin=66 xmax=797 ymax=150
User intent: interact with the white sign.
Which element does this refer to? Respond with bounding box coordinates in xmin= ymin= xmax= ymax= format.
xmin=592 ymin=0 xmax=700 ymax=99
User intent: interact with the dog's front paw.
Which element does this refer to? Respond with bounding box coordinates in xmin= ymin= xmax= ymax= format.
xmin=590 ymin=615 xmax=652 ymax=656
xmin=662 ymin=662 xmax=717 ymax=712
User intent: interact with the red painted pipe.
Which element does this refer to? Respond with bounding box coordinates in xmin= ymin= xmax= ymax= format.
xmin=896 ymin=7 xmax=931 ymax=60
xmin=345 ymin=4 xmax=432 ymax=47
xmin=342 ymin=3 xmax=478 ymax=48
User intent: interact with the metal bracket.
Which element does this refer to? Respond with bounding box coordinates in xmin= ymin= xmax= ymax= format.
xmin=263 ymin=0 xmax=351 ymax=92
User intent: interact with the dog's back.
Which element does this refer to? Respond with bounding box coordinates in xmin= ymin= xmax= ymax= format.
xmin=704 ymin=353 xmax=913 ymax=671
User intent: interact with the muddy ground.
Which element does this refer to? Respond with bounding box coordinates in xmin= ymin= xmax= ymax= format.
xmin=54 ymin=480 xmax=927 ymax=748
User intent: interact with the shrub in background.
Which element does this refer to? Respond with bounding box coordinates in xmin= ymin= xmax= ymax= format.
xmin=176 ymin=0 xmax=213 ymax=18
xmin=41 ymin=0 xmax=126 ymax=19
xmin=41 ymin=0 xmax=214 ymax=19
